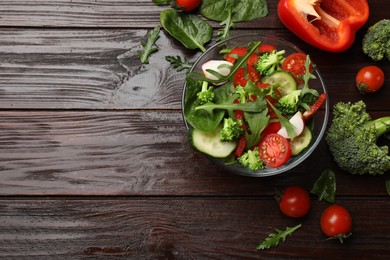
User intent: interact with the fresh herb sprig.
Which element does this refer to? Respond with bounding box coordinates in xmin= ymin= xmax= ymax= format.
xmin=137 ymin=26 xmax=161 ymax=64
xmin=256 ymin=224 xmax=302 ymax=250
xmin=217 ymin=5 xmax=234 ymax=41
xmin=165 ymin=55 xmax=192 ymax=71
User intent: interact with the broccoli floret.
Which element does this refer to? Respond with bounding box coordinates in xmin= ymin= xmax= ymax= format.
xmin=276 ymin=89 xmax=301 ymax=115
xmin=238 ymin=147 xmax=265 ymax=171
xmin=325 ymin=101 xmax=390 ymax=175
xmin=196 ymin=81 xmax=215 ymax=104
xmin=298 ymin=92 xmax=318 ymax=112
xmin=362 ymin=19 xmax=390 ymax=62
xmin=255 ymin=50 xmax=286 ymax=76
xmin=220 ymin=118 xmax=244 ymax=142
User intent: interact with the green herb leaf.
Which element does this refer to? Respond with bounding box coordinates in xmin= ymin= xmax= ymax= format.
xmin=137 ymin=26 xmax=161 ymax=64
xmin=311 ymin=169 xmax=336 ymax=203
xmin=266 ymin=100 xmax=297 ymax=139
xmin=217 ymin=5 xmax=234 ymax=41
xmin=165 ymin=55 xmax=192 ymax=72
xmin=160 ymin=9 xmax=212 ymax=52
xmin=152 ymin=0 xmax=172 ymax=5
xmin=386 ymin=180 xmax=390 ymax=196
xmin=300 ymin=55 xmax=319 ymax=97
xmin=200 ymin=0 xmax=268 ymax=23
xmin=256 ymin=224 xmax=302 ymax=250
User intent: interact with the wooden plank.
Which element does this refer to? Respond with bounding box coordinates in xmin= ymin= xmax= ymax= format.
xmin=0 ymin=110 xmax=389 ymax=196
xmin=1 ymin=198 xmax=390 ymax=258
xmin=0 ymin=0 xmax=387 ymax=29
xmin=1 ymin=28 xmax=389 ymax=110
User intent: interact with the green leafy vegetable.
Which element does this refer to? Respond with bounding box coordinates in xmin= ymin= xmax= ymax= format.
xmin=256 ymin=224 xmax=302 ymax=250
xmin=386 ymin=180 xmax=390 ymax=196
xmin=311 ymin=169 xmax=336 ymax=203
xmin=244 ymin=108 xmax=269 ymax=149
xmin=153 ymin=0 xmax=172 ymax=5
xmin=137 ymin=26 xmax=161 ymax=64
xmin=165 ymin=55 xmax=192 ymax=72
xmin=188 ymin=41 xmax=261 ymax=85
xmin=267 ymin=100 xmax=297 ymax=139
xmin=160 ymin=9 xmax=212 ymax=52
xmin=200 ymin=0 xmax=268 ymax=42
xmin=200 ymin=0 xmax=268 ymax=23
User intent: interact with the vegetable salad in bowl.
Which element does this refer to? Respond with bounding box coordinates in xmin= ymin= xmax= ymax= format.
xmin=182 ymin=34 xmax=329 ymax=177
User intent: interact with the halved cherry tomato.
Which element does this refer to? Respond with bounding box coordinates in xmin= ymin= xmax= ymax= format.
xmin=258 ymin=44 xmax=276 ymax=53
xmin=233 ymin=135 xmax=247 ymax=158
xmin=282 ymin=53 xmax=311 ymax=82
xmin=226 ymin=47 xmax=247 ymax=63
xmin=247 ymin=53 xmax=259 ymax=67
xmin=247 ymin=66 xmax=261 ymax=83
xmin=233 ymin=68 xmax=247 ymax=87
xmin=176 ymin=0 xmax=201 ymax=12
xmin=258 ymin=133 xmax=291 ymax=168
xmin=302 ymin=93 xmax=327 ymax=121
xmin=355 ymin=65 xmax=385 ymax=94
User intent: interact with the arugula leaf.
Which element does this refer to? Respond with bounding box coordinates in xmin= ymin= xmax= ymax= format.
xmin=137 ymin=26 xmax=161 ymax=64
xmin=160 ymin=9 xmax=212 ymax=52
xmin=256 ymin=224 xmax=302 ymax=250
xmin=165 ymin=55 xmax=192 ymax=72
xmin=311 ymin=169 xmax=336 ymax=203
xmin=153 ymin=0 xmax=172 ymax=5
xmin=217 ymin=5 xmax=234 ymax=41
xmin=266 ymin=100 xmax=297 ymax=139
xmin=244 ymin=108 xmax=269 ymax=149
xmin=300 ymin=55 xmax=319 ymax=97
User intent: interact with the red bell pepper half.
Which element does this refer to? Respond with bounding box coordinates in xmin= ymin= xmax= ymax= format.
xmin=277 ymin=0 xmax=369 ymax=52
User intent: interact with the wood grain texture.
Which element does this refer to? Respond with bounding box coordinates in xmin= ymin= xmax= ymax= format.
xmin=1 ymin=29 xmax=389 ymax=110
xmin=0 ymin=110 xmax=389 ymax=196
xmin=1 ymin=198 xmax=390 ymax=259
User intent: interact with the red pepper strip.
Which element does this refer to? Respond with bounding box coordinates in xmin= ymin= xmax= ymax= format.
xmin=303 ymin=93 xmax=327 ymax=121
xmin=277 ymin=0 xmax=369 ymax=52
xmin=233 ymin=135 xmax=247 ymax=158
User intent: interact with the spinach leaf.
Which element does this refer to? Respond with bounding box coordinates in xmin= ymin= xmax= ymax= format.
xmin=184 ymin=77 xmax=234 ymax=132
xmin=160 ymin=9 xmax=212 ymax=52
xmin=310 ymin=169 xmax=336 ymax=203
xmin=200 ymin=0 xmax=268 ymax=23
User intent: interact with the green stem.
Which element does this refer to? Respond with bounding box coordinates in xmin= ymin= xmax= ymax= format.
xmin=370 ymin=116 xmax=390 ymax=137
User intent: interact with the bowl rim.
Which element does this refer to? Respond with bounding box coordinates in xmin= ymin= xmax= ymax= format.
xmin=181 ymin=33 xmax=329 ymax=177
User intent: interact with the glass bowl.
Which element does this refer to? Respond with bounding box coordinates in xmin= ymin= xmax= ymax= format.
xmin=181 ymin=34 xmax=329 ymax=177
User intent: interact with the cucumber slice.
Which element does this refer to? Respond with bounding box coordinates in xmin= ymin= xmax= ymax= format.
xmin=189 ymin=125 xmax=237 ymax=158
xmin=290 ymin=126 xmax=312 ymax=156
xmin=262 ymin=71 xmax=297 ymax=96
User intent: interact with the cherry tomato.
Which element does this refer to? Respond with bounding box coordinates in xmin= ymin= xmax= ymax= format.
xmin=279 ymin=186 xmax=311 ymax=218
xmin=247 ymin=66 xmax=261 ymax=83
xmin=320 ymin=205 xmax=352 ymax=241
xmin=233 ymin=68 xmax=247 ymax=87
xmin=225 ymin=47 xmax=247 ymax=63
xmin=282 ymin=53 xmax=311 ymax=82
xmin=258 ymin=133 xmax=291 ymax=168
xmin=355 ymin=65 xmax=385 ymax=93
xmin=247 ymin=53 xmax=259 ymax=67
xmin=176 ymin=0 xmax=201 ymax=12
xmin=258 ymin=44 xmax=276 ymax=53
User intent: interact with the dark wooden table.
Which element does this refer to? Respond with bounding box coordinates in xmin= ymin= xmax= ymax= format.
xmin=0 ymin=1 xmax=389 ymax=259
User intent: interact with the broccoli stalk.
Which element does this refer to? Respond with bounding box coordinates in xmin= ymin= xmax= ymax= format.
xmin=325 ymin=101 xmax=390 ymax=175
xmin=362 ymin=19 xmax=390 ymax=62
xmin=238 ymin=147 xmax=265 ymax=171
xmin=220 ymin=118 xmax=244 ymax=142
xmin=196 ymin=81 xmax=215 ymax=105
xmin=255 ymin=50 xmax=286 ymax=76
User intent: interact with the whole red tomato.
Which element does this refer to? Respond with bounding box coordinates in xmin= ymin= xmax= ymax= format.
xmin=279 ymin=186 xmax=311 ymax=218
xmin=320 ymin=205 xmax=352 ymax=242
xmin=176 ymin=0 xmax=201 ymax=12
xmin=355 ymin=65 xmax=385 ymax=93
